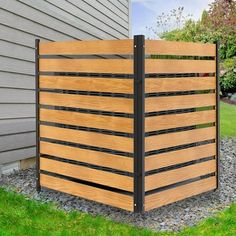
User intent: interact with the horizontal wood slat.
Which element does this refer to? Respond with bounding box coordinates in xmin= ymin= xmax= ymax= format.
xmin=145 ymin=40 xmax=216 ymax=56
xmin=40 ymin=109 xmax=133 ymax=133
xmin=145 ymin=77 xmax=216 ymax=93
xmin=39 ymin=39 xmax=133 ymax=55
xmin=40 ymin=158 xmax=133 ymax=192
xmin=145 ymin=143 xmax=216 ymax=171
xmin=145 ymin=93 xmax=216 ymax=113
xmin=40 ymin=174 xmax=133 ymax=211
xmin=39 ymin=76 xmax=133 ymax=94
xmin=145 ymin=176 xmax=216 ymax=211
xmin=145 ymin=159 xmax=216 ymax=191
xmin=39 ymin=59 xmax=133 ymax=74
xmin=145 ymin=110 xmax=216 ymax=132
xmin=145 ymin=59 xmax=216 ymax=74
xmin=40 ymin=92 xmax=133 ymax=114
xmin=40 ymin=141 xmax=133 ymax=172
xmin=40 ymin=125 xmax=133 ymax=153
xmin=145 ymin=127 xmax=216 ymax=152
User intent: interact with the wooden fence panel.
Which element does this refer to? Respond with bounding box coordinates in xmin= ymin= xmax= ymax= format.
xmin=144 ymin=40 xmax=217 ymax=210
xmin=37 ymin=38 xmax=218 ymax=212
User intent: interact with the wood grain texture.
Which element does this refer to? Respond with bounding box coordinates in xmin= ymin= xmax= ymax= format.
xmin=40 ymin=158 xmax=133 ymax=191
xmin=40 ymin=141 xmax=133 ymax=172
xmin=40 ymin=109 xmax=133 ymax=133
xmin=39 ymin=59 xmax=133 ymax=74
xmin=145 ymin=59 xmax=216 ymax=74
xmin=39 ymin=76 xmax=134 ymax=94
xmin=145 ymin=77 xmax=216 ymax=93
xmin=145 ymin=143 xmax=216 ymax=171
xmin=40 ymin=92 xmax=133 ymax=114
xmin=145 ymin=40 xmax=216 ymax=56
xmin=40 ymin=125 xmax=133 ymax=153
xmin=39 ymin=39 xmax=133 ymax=55
xmin=145 ymin=127 xmax=216 ymax=152
xmin=145 ymin=110 xmax=216 ymax=132
xmin=145 ymin=176 xmax=216 ymax=211
xmin=40 ymin=174 xmax=133 ymax=211
xmin=145 ymin=159 xmax=216 ymax=191
xmin=145 ymin=93 xmax=216 ymax=113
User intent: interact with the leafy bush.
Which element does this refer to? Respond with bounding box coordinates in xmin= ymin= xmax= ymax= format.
xmin=220 ymin=71 xmax=236 ymax=94
xmin=220 ymin=57 xmax=236 ymax=94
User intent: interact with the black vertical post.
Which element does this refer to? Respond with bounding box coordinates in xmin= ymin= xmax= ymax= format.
xmin=134 ymin=35 xmax=145 ymax=213
xmin=216 ymin=41 xmax=220 ymax=190
xmin=35 ymin=39 xmax=41 ymax=193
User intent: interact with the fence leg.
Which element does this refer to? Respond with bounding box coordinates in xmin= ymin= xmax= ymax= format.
xmin=216 ymin=41 xmax=220 ymax=190
xmin=133 ymin=35 xmax=145 ymax=213
xmin=35 ymin=39 xmax=41 ymax=193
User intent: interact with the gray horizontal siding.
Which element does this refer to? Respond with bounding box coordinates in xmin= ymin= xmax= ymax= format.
xmin=0 ymin=118 xmax=35 ymax=135
xmin=0 ymin=147 xmax=35 ymax=164
xmin=0 ymin=132 xmax=35 ymax=152
xmin=0 ymin=88 xmax=35 ymax=103
xmin=0 ymin=104 xmax=35 ymax=119
xmin=0 ymin=0 xmax=130 ymax=164
xmin=0 ymin=72 xmax=34 ymax=89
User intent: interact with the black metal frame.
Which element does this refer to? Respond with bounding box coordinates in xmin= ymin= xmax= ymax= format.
xmin=35 ymin=39 xmax=41 ymax=193
xmin=216 ymin=41 xmax=220 ymax=190
xmin=133 ymin=35 xmax=145 ymax=213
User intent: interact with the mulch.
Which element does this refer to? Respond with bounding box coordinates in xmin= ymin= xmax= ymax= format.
xmin=221 ymin=97 xmax=236 ymax=105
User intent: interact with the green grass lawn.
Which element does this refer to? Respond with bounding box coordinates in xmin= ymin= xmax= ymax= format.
xmin=0 ymin=188 xmax=235 ymax=236
xmin=220 ymin=102 xmax=236 ymax=137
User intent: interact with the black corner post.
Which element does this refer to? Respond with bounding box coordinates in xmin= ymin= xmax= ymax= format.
xmin=134 ymin=35 xmax=145 ymax=213
xmin=216 ymin=41 xmax=220 ymax=190
xmin=35 ymin=39 xmax=41 ymax=193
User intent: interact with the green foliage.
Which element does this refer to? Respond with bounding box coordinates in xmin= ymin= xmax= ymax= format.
xmin=159 ymin=0 xmax=236 ymax=94
xmin=223 ymin=57 xmax=236 ymax=70
xmin=220 ymin=71 xmax=236 ymax=93
xmin=221 ymin=57 xmax=236 ymax=93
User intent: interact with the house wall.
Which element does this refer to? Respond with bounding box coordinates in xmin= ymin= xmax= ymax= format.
xmin=0 ymin=0 xmax=131 ymax=167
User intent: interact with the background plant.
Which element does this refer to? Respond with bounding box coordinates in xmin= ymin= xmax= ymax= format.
xmin=147 ymin=0 xmax=236 ymax=95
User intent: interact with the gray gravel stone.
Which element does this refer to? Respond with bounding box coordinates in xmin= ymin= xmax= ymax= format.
xmin=0 ymin=138 xmax=235 ymax=232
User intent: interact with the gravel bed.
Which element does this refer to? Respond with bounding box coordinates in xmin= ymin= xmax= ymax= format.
xmin=0 ymin=138 xmax=235 ymax=232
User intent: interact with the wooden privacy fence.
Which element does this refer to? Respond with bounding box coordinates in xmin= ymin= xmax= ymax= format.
xmin=36 ymin=35 xmax=219 ymax=212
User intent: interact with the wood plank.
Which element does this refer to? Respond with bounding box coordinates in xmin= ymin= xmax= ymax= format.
xmin=145 ymin=93 xmax=216 ymax=113
xmin=40 ymin=125 xmax=133 ymax=153
xmin=40 ymin=158 xmax=133 ymax=192
xmin=40 ymin=92 xmax=133 ymax=114
xmin=145 ymin=159 xmax=216 ymax=191
xmin=145 ymin=40 xmax=216 ymax=56
xmin=39 ymin=39 xmax=133 ymax=55
xmin=145 ymin=77 xmax=216 ymax=93
xmin=145 ymin=176 xmax=216 ymax=211
xmin=39 ymin=76 xmax=133 ymax=94
xmin=145 ymin=127 xmax=216 ymax=152
xmin=145 ymin=110 xmax=216 ymax=132
xmin=39 ymin=59 xmax=133 ymax=74
xmin=40 ymin=141 xmax=133 ymax=172
xmin=40 ymin=109 xmax=133 ymax=133
xmin=145 ymin=143 xmax=216 ymax=171
xmin=145 ymin=59 xmax=216 ymax=74
xmin=40 ymin=174 xmax=133 ymax=211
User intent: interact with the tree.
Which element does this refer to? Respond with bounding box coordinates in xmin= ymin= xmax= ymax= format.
xmin=146 ymin=7 xmax=192 ymax=39
xmin=147 ymin=0 xmax=236 ymax=94
xmin=207 ymin=0 xmax=236 ymax=37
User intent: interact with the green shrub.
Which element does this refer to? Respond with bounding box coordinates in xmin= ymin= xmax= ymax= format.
xmin=220 ymin=71 xmax=236 ymax=94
